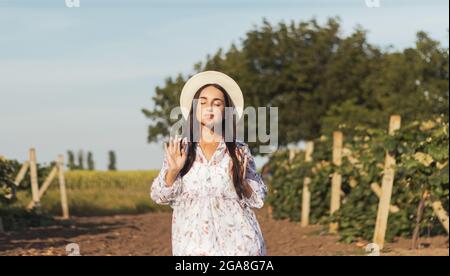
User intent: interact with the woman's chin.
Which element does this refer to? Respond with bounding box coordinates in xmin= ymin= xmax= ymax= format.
xmin=202 ymin=120 xmax=220 ymax=128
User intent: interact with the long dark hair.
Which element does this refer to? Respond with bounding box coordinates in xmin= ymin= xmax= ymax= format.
xmin=179 ymin=83 xmax=248 ymax=199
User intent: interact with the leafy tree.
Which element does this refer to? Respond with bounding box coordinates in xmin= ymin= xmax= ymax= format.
xmin=87 ymin=151 xmax=95 ymax=171
xmin=0 ymin=156 xmax=16 ymax=205
xmin=142 ymin=17 xmax=448 ymax=155
xmin=77 ymin=150 xmax=84 ymax=170
xmin=108 ymin=151 xmax=117 ymax=171
xmin=67 ymin=150 xmax=76 ymax=170
xmin=322 ymin=32 xmax=449 ymax=135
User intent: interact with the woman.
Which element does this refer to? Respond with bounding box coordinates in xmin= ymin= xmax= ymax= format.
xmin=150 ymin=71 xmax=267 ymax=256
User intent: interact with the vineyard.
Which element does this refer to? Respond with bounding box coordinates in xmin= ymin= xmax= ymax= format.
xmin=0 ymin=114 xmax=449 ymax=254
xmin=267 ymin=115 xmax=449 ymax=246
xmin=1 ymin=0 xmax=449 ymax=257
xmin=1 ymin=116 xmax=448 ymax=255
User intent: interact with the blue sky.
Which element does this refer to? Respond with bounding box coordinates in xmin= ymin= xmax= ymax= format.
xmin=0 ymin=0 xmax=448 ymax=170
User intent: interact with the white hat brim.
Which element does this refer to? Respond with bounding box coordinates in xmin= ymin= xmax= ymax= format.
xmin=179 ymin=71 xmax=244 ymax=120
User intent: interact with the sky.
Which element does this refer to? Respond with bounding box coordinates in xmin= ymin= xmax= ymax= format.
xmin=0 ymin=0 xmax=449 ymax=170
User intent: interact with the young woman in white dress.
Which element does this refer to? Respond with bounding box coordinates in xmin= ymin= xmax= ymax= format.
xmin=151 ymin=71 xmax=267 ymax=256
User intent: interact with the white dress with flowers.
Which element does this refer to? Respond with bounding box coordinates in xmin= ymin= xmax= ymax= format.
xmin=150 ymin=140 xmax=267 ymax=256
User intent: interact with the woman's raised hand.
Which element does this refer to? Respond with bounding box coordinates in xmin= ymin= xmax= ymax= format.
xmin=228 ymin=146 xmax=248 ymax=180
xmin=164 ymin=135 xmax=188 ymax=175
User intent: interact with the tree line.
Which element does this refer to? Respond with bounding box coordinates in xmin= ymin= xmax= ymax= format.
xmin=142 ymin=17 xmax=448 ymax=154
xmin=66 ymin=150 xmax=117 ymax=171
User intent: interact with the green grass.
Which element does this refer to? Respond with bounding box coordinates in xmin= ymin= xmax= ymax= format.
xmin=13 ymin=170 xmax=171 ymax=216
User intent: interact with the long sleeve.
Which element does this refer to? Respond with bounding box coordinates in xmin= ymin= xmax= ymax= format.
xmin=158 ymin=138 xmax=267 ymax=255
xmin=150 ymin=153 xmax=183 ymax=206
xmin=240 ymin=143 xmax=268 ymax=209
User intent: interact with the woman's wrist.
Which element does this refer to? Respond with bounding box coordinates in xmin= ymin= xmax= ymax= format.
xmin=167 ymin=168 xmax=180 ymax=177
xmin=242 ymin=179 xmax=254 ymax=198
xmin=164 ymin=168 xmax=180 ymax=187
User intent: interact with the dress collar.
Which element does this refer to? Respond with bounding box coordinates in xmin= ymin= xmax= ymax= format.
xmin=196 ymin=137 xmax=227 ymax=165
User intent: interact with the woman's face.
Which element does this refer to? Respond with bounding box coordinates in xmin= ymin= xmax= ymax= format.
xmin=195 ymin=85 xmax=225 ymax=127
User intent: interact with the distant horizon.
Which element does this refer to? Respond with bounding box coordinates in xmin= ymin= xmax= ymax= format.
xmin=1 ymin=0 xmax=448 ymax=170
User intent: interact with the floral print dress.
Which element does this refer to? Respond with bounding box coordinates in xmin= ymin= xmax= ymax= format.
xmin=150 ymin=139 xmax=267 ymax=256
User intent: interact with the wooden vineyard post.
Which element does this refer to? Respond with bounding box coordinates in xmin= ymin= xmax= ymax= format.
xmin=301 ymin=141 xmax=314 ymax=227
xmin=14 ymin=161 xmax=29 ymax=186
xmin=289 ymin=149 xmax=295 ymax=162
xmin=27 ymin=166 xmax=58 ymax=210
xmin=266 ymin=183 xmax=273 ymax=220
xmin=431 ymin=201 xmax=449 ymax=234
xmin=267 ymin=205 xmax=273 ymax=219
xmin=29 ymin=148 xmax=41 ymax=214
xmin=370 ymin=183 xmax=400 ymax=213
xmin=58 ymin=155 xmax=70 ymax=219
xmin=373 ymin=115 xmax=401 ymax=249
xmin=329 ymin=131 xmax=343 ymax=233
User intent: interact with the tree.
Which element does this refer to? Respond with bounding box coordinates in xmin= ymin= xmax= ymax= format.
xmin=87 ymin=151 xmax=95 ymax=171
xmin=77 ymin=150 xmax=84 ymax=170
xmin=108 ymin=151 xmax=117 ymax=171
xmin=142 ymin=17 xmax=448 ymax=154
xmin=321 ymin=32 xmax=449 ymax=135
xmin=0 ymin=156 xmax=16 ymax=205
xmin=67 ymin=150 xmax=76 ymax=170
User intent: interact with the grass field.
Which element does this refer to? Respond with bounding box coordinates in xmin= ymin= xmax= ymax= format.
xmin=13 ymin=170 xmax=170 ymax=216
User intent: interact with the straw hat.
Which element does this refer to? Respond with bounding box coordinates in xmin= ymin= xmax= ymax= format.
xmin=179 ymin=70 xmax=244 ymax=120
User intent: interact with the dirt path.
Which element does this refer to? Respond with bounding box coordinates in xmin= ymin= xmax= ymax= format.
xmin=0 ymin=209 xmax=448 ymax=256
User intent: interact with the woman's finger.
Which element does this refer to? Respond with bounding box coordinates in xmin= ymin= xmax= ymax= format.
xmin=169 ymin=136 xmax=175 ymax=155
xmin=167 ymin=137 xmax=171 ymax=155
xmin=175 ymin=136 xmax=181 ymax=156
xmin=164 ymin=141 xmax=169 ymax=156
xmin=181 ymin=137 xmax=188 ymax=154
xmin=237 ymin=148 xmax=244 ymax=163
xmin=235 ymin=148 xmax=240 ymax=162
xmin=180 ymin=143 xmax=185 ymax=158
xmin=180 ymin=138 xmax=184 ymax=155
xmin=242 ymin=155 xmax=248 ymax=179
xmin=164 ymin=142 xmax=174 ymax=164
